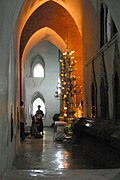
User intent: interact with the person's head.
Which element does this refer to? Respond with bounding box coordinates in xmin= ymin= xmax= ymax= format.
xmin=38 ymin=105 xmax=41 ymax=109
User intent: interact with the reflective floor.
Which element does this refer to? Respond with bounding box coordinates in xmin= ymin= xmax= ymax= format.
xmin=2 ymin=127 xmax=120 ymax=179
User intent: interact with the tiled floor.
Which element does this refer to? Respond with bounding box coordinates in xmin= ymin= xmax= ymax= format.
xmin=2 ymin=127 xmax=120 ymax=180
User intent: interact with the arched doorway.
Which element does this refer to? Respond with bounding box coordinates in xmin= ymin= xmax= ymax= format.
xmin=32 ymin=97 xmax=45 ymax=115
xmin=31 ymin=92 xmax=45 ymax=116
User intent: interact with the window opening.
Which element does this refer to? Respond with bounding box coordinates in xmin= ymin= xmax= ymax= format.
xmin=33 ymin=63 xmax=44 ymax=77
xmin=100 ymin=3 xmax=118 ymax=47
xmin=57 ymin=77 xmax=61 ymax=95
xmin=106 ymin=9 xmax=111 ymax=42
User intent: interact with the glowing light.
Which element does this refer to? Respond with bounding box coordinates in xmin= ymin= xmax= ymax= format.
xmin=30 ymin=173 xmax=37 ymax=177
xmin=63 ymin=82 xmax=66 ymax=85
xmin=85 ymin=123 xmax=91 ymax=127
xmin=33 ymin=63 xmax=44 ymax=77
xmin=71 ymin=50 xmax=75 ymax=54
xmin=54 ymin=150 xmax=69 ymax=170
xmin=63 ymin=52 xmax=67 ymax=56
xmin=63 ymin=95 xmax=67 ymax=98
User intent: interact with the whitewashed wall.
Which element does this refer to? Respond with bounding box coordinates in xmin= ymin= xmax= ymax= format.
xmin=25 ymin=40 xmax=60 ymax=127
xmin=0 ymin=1 xmax=21 ymax=178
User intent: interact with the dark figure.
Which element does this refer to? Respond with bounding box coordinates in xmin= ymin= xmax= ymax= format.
xmin=51 ymin=113 xmax=60 ymax=127
xmin=53 ymin=113 xmax=60 ymax=121
xmin=35 ymin=105 xmax=44 ymax=135
xmin=72 ymin=118 xmax=86 ymax=144
xmin=30 ymin=115 xmax=36 ymax=136
xmin=31 ymin=115 xmax=42 ymax=138
xmin=20 ymin=101 xmax=26 ymax=141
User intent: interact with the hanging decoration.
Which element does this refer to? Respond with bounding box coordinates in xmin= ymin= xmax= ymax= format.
xmin=54 ymin=50 xmax=80 ymax=122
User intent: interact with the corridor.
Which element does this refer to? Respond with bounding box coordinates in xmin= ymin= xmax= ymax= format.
xmin=2 ymin=127 xmax=120 ymax=180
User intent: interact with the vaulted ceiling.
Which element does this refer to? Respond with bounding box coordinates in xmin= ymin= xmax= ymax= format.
xmin=20 ymin=1 xmax=82 ymax=61
xmin=18 ymin=0 xmax=83 ymax=99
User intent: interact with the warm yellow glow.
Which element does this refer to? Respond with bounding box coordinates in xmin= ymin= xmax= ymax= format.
xmin=17 ymin=0 xmax=84 ymax=110
xmin=69 ymin=50 xmax=74 ymax=55
xmin=75 ymin=107 xmax=83 ymax=118
xmin=60 ymin=74 xmax=64 ymax=77
xmin=17 ymin=0 xmax=83 ymax=46
xmin=63 ymin=82 xmax=66 ymax=85
xmin=22 ymin=27 xmax=67 ymax=65
xmin=71 ymin=50 xmax=75 ymax=54
xmin=63 ymin=95 xmax=67 ymax=98
xmin=63 ymin=52 xmax=67 ymax=56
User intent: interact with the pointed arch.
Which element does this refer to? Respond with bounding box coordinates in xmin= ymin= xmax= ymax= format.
xmin=99 ymin=2 xmax=118 ymax=48
xmin=31 ymin=54 xmax=45 ymax=77
xmin=31 ymin=91 xmax=46 ymax=115
xmin=22 ymin=27 xmax=67 ymax=65
xmin=17 ymin=0 xmax=83 ymax=41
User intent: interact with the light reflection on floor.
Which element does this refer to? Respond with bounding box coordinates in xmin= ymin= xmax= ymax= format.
xmin=2 ymin=127 xmax=120 ymax=180
xmin=54 ymin=150 xmax=70 ymax=169
xmin=12 ymin=127 xmax=120 ymax=170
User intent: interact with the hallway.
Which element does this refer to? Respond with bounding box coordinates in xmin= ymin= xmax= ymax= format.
xmin=2 ymin=127 xmax=120 ymax=180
